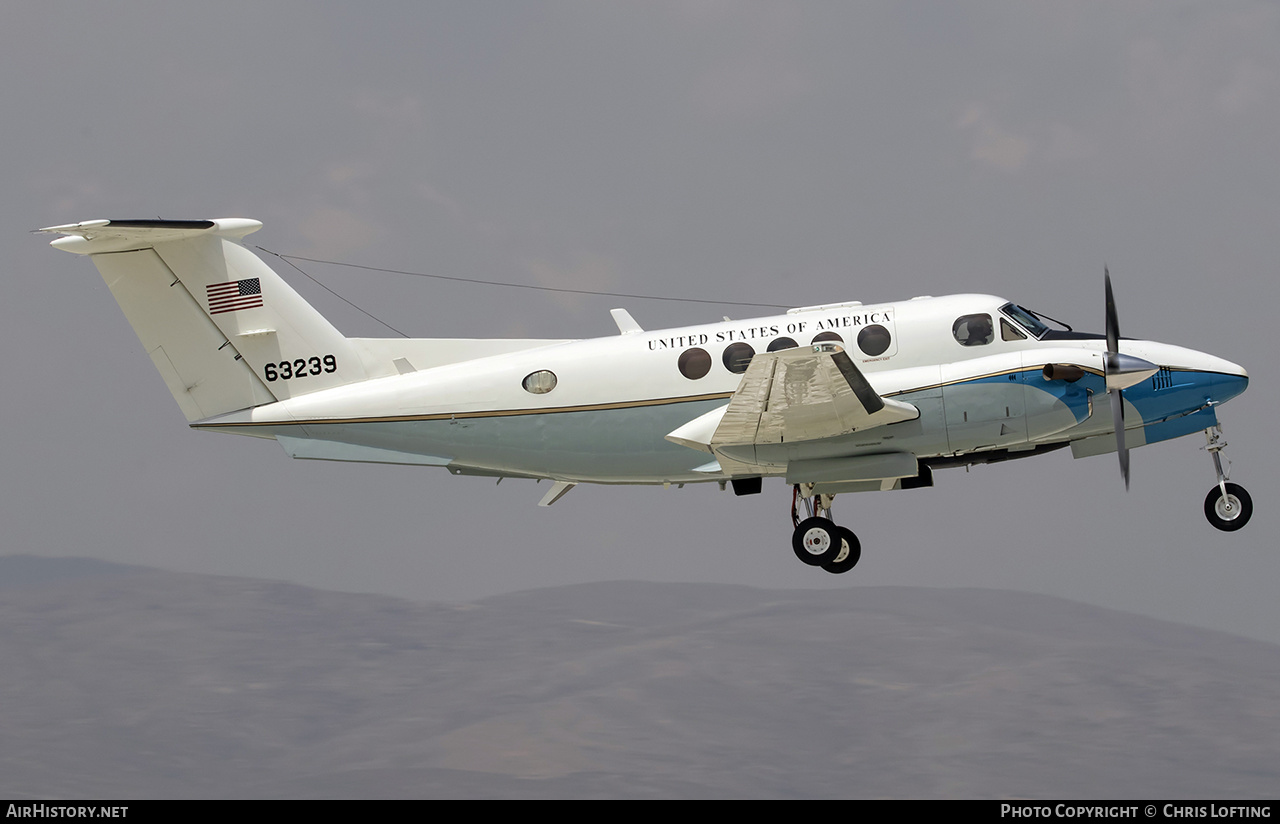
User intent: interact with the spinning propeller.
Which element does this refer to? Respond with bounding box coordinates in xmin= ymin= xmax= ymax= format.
xmin=1102 ymin=268 xmax=1158 ymax=490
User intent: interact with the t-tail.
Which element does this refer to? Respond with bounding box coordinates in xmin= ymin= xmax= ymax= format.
xmin=40 ymin=219 xmax=369 ymax=421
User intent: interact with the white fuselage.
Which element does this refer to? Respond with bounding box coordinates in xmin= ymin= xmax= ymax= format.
xmin=196 ymin=293 xmax=1249 ymax=485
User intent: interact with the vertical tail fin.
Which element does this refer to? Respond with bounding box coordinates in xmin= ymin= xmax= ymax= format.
xmin=42 ymin=218 xmax=368 ymax=421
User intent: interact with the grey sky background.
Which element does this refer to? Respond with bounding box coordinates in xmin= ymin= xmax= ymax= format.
xmin=4 ymin=2 xmax=1277 ymax=641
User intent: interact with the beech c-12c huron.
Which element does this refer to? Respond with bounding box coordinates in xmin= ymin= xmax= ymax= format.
xmin=41 ymin=218 xmax=1252 ymax=574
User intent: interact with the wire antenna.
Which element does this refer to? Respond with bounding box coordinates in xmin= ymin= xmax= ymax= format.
xmin=257 ymin=248 xmax=791 ymax=310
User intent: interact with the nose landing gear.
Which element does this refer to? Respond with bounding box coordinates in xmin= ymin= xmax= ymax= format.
xmin=790 ymin=485 xmax=862 ymax=574
xmin=1203 ymin=425 xmax=1252 ymax=532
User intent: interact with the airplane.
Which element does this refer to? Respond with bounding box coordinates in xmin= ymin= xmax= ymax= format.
xmin=40 ymin=218 xmax=1252 ymax=574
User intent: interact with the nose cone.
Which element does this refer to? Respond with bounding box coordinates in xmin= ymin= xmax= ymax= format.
xmin=1212 ymin=367 xmax=1249 ymax=405
xmin=1194 ymin=352 xmax=1248 ymax=404
xmin=1208 ymin=354 xmax=1248 ymax=380
xmin=1126 ymin=341 xmax=1248 ymax=405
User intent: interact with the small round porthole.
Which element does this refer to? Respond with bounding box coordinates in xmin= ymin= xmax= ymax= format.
xmin=857 ymin=324 xmax=891 ymax=357
xmin=812 ymin=331 xmax=843 ymax=344
xmin=522 ymin=370 xmax=557 ymax=394
xmin=723 ymin=342 xmax=756 ymax=374
xmin=767 ymin=337 xmax=799 ymax=352
xmin=678 ymin=347 xmax=712 ymax=380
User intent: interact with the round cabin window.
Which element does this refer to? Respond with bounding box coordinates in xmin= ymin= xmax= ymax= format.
xmin=678 ymin=347 xmax=712 ymax=380
xmin=767 ymin=337 xmax=799 ymax=352
xmin=857 ymin=324 xmax=891 ymax=357
xmin=522 ymin=370 xmax=558 ymax=394
xmin=811 ymin=331 xmax=843 ymax=345
xmin=722 ymin=342 xmax=756 ymax=374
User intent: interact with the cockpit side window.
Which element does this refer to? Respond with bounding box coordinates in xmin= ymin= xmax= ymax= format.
xmin=953 ymin=314 xmax=994 ymax=346
xmin=1001 ymin=317 xmax=1027 ymax=341
xmin=999 ymin=303 xmax=1050 ymax=339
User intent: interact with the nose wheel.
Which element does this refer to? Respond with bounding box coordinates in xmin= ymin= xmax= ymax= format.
xmin=1203 ymin=426 xmax=1253 ymax=532
xmin=1204 ymin=483 xmax=1252 ymax=532
xmin=790 ymin=486 xmax=862 ymax=574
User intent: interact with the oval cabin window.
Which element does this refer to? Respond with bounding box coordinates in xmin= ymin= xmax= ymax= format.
xmin=522 ymin=370 xmax=558 ymax=394
xmin=678 ymin=347 xmax=712 ymax=380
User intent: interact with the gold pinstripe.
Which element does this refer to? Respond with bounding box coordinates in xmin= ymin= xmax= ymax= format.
xmin=194 ymin=364 xmax=1193 ymax=430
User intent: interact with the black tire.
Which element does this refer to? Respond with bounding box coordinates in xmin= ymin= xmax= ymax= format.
xmin=792 ymin=517 xmax=842 ymax=566
xmin=1204 ymin=482 xmax=1253 ymax=532
xmin=822 ymin=527 xmax=862 ymax=575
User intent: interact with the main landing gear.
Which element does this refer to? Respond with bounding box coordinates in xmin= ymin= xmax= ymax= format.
xmin=790 ymin=485 xmax=861 ymax=574
xmin=1203 ymin=425 xmax=1253 ymax=532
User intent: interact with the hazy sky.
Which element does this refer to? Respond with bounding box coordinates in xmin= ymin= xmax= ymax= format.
xmin=4 ymin=2 xmax=1277 ymax=642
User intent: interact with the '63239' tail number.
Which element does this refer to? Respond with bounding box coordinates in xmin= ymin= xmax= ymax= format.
xmin=265 ymin=355 xmax=337 ymax=382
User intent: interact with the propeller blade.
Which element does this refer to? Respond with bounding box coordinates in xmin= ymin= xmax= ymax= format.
xmin=1104 ymin=269 xmax=1130 ymax=489
xmin=1104 ymin=266 xmax=1119 ymax=355
xmin=1110 ymin=386 xmax=1130 ymax=490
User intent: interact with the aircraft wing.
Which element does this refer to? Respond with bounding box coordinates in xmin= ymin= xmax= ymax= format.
xmin=667 ymin=344 xmax=919 ymax=463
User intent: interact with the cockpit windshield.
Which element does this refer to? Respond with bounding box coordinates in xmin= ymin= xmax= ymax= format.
xmin=999 ymin=303 xmax=1051 ymax=339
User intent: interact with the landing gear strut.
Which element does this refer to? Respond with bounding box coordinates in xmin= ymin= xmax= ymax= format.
xmin=790 ymin=485 xmax=862 ymax=574
xmin=1203 ymin=426 xmax=1252 ymax=532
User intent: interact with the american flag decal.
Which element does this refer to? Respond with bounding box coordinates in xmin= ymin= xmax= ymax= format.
xmin=206 ymin=278 xmax=263 ymax=315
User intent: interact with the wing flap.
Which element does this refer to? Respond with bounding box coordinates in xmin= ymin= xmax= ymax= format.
xmin=714 ymin=344 xmax=917 ymax=447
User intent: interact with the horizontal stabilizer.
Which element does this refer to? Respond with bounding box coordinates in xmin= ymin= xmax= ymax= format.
xmin=38 ymin=218 xmax=263 ymax=255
